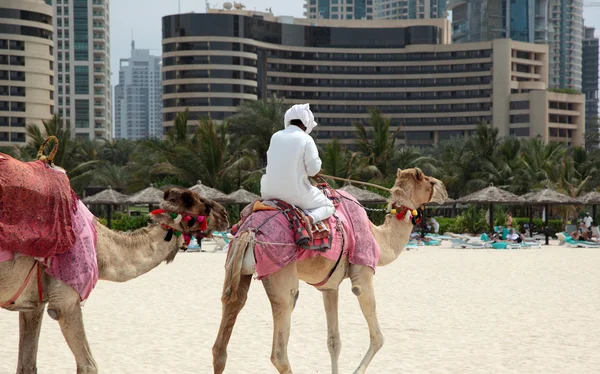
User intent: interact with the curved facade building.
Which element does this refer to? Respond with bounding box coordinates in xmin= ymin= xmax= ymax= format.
xmin=0 ymin=0 xmax=54 ymax=146
xmin=162 ymin=9 xmax=584 ymax=146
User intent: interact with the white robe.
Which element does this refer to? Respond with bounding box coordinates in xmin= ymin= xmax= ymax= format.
xmin=260 ymin=126 xmax=334 ymax=221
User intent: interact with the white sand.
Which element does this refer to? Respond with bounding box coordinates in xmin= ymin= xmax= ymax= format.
xmin=2 ymin=242 xmax=600 ymax=373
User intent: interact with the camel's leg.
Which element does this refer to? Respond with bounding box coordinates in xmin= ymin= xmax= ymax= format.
xmin=16 ymin=304 xmax=45 ymax=374
xmin=48 ymin=286 xmax=97 ymax=374
xmin=262 ymin=264 xmax=299 ymax=374
xmin=213 ymin=274 xmax=252 ymax=374
xmin=349 ymin=265 xmax=384 ymax=374
xmin=322 ymin=289 xmax=341 ymax=374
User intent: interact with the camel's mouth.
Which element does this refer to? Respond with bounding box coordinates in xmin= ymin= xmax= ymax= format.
xmin=429 ymin=177 xmax=448 ymax=205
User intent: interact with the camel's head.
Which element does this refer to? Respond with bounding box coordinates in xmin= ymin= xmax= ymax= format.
xmin=390 ymin=168 xmax=447 ymax=210
xmin=152 ymin=188 xmax=230 ymax=236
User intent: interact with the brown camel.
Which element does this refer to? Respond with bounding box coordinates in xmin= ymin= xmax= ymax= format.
xmin=212 ymin=168 xmax=447 ymax=374
xmin=0 ymin=188 xmax=229 ymax=374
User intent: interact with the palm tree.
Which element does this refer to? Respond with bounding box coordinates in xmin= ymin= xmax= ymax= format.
xmin=167 ymin=108 xmax=191 ymax=145
xmin=158 ymin=116 xmax=256 ymax=191
xmin=353 ymin=108 xmax=399 ymax=178
xmin=228 ymin=94 xmax=286 ymax=167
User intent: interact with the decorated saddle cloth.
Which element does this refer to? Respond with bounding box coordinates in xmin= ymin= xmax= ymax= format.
xmin=231 ymin=189 xmax=380 ymax=281
xmin=0 ymin=200 xmax=99 ymax=301
xmin=0 ymin=153 xmax=78 ymax=258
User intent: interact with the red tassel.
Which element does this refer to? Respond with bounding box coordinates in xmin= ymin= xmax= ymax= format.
xmin=150 ymin=209 xmax=166 ymax=215
xmin=183 ymin=215 xmax=192 ymax=222
xmin=396 ymin=211 xmax=405 ymax=221
xmin=199 ymin=216 xmax=208 ymax=231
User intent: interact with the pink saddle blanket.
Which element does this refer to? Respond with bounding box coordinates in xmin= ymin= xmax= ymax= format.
xmin=234 ymin=190 xmax=380 ymax=280
xmin=0 ymin=200 xmax=98 ymax=301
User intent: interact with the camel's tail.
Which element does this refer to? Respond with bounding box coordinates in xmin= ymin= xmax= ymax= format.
xmin=221 ymin=231 xmax=253 ymax=304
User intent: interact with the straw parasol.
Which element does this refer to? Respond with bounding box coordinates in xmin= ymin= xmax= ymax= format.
xmin=520 ymin=188 xmax=580 ymax=244
xmin=126 ymin=184 xmax=163 ymax=206
xmin=577 ymin=191 xmax=600 ymax=224
xmin=189 ymin=180 xmax=234 ymax=203
xmin=455 ymin=186 xmax=524 ymax=233
xmin=227 ymin=188 xmax=260 ymax=204
xmin=339 ymin=185 xmax=387 ymax=204
xmin=82 ymin=186 xmax=128 ymax=228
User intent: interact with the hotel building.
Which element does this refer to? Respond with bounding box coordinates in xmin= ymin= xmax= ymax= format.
xmin=161 ymin=9 xmax=585 ymax=147
xmin=51 ymin=0 xmax=111 ymax=140
xmin=0 ymin=0 xmax=54 ymax=146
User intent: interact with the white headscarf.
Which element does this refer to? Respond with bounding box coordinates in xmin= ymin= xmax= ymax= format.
xmin=284 ymin=103 xmax=318 ymax=135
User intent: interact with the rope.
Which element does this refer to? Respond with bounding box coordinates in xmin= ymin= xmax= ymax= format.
xmin=317 ymin=174 xmax=392 ymax=193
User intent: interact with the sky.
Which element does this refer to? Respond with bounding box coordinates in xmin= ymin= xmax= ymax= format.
xmin=109 ymin=0 xmax=600 ymax=87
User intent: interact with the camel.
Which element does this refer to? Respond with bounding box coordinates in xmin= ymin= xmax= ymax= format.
xmin=212 ymin=168 xmax=447 ymax=374
xmin=1 ymin=188 xmax=229 ymax=374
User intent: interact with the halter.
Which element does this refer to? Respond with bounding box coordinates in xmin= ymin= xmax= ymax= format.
xmin=150 ymin=209 xmax=210 ymax=250
xmin=388 ymin=184 xmax=434 ymax=225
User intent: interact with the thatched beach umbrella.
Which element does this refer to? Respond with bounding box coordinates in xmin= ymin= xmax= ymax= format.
xmin=126 ymin=184 xmax=163 ymax=208
xmin=578 ymin=191 xmax=600 ymax=224
xmin=339 ymin=185 xmax=387 ymax=204
xmin=190 ymin=180 xmax=234 ymax=203
xmin=521 ymin=188 xmax=580 ymax=244
xmin=83 ymin=186 xmax=128 ymax=228
xmin=455 ymin=186 xmax=524 ymax=233
xmin=227 ymin=188 xmax=260 ymax=205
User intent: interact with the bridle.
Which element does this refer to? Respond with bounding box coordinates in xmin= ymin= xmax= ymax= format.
xmin=150 ymin=209 xmax=211 ymax=250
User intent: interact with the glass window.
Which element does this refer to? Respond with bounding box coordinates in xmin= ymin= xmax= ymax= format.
xmin=75 ymin=66 xmax=89 ymax=94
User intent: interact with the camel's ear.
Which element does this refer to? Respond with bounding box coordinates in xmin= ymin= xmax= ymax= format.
xmin=414 ymin=168 xmax=424 ymax=181
xmin=181 ymin=191 xmax=195 ymax=209
xmin=396 ymin=168 xmax=403 ymax=179
xmin=163 ymin=189 xmax=171 ymax=201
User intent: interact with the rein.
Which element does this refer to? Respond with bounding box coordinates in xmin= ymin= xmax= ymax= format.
xmin=318 ymin=174 xmax=392 ymax=193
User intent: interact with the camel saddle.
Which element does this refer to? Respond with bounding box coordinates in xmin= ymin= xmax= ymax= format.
xmin=0 ymin=153 xmax=78 ymax=258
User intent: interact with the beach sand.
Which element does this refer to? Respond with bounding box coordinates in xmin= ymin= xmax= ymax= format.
xmin=1 ymin=242 xmax=600 ymax=373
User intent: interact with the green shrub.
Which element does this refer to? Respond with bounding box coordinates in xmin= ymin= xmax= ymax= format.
xmin=111 ymin=215 xmax=150 ymax=232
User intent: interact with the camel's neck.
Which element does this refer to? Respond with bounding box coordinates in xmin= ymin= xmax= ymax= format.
xmin=94 ymin=222 xmax=182 ymax=282
xmin=370 ymin=215 xmax=414 ymax=267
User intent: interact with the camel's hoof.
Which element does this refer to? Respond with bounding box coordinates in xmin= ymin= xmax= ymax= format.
xmin=47 ymin=308 xmax=59 ymax=320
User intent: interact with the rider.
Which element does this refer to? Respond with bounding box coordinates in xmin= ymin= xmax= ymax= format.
xmin=260 ymin=103 xmax=335 ymax=232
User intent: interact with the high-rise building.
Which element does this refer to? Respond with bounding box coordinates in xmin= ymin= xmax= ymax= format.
xmin=0 ymin=0 xmax=54 ymax=146
xmin=161 ymin=9 xmax=585 ymax=147
xmin=52 ymin=0 xmax=111 ymax=140
xmin=548 ymin=0 xmax=583 ymax=91
xmin=374 ymin=0 xmax=446 ymax=19
xmin=304 ymin=0 xmax=445 ymax=20
xmin=448 ymin=0 xmax=582 ymax=91
xmin=583 ymin=26 xmax=599 ymax=145
xmin=447 ymin=0 xmax=550 ymax=44
xmin=114 ymin=43 xmax=162 ymax=140
xmin=305 ymin=0 xmax=374 ymax=20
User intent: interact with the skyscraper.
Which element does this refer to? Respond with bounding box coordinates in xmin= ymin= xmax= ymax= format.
xmin=52 ymin=0 xmax=111 ymax=140
xmin=114 ymin=43 xmax=162 ymax=140
xmin=583 ymin=26 xmax=599 ymax=145
xmin=304 ymin=0 xmax=445 ymax=20
xmin=448 ymin=0 xmax=582 ymax=91
xmin=374 ymin=0 xmax=446 ymax=19
xmin=0 ymin=0 xmax=54 ymax=146
xmin=447 ymin=0 xmax=550 ymax=43
xmin=304 ymin=0 xmax=374 ymax=20
xmin=548 ymin=0 xmax=583 ymax=91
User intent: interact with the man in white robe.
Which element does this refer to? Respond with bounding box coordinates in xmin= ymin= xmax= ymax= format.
xmin=260 ymin=104 xmax=335 ymax=229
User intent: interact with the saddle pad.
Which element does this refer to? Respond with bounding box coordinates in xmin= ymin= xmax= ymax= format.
xmin=0 ymin=154 xmax=78 ymax=258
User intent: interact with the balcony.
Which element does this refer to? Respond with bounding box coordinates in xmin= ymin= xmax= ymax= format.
xmin=94 ymin=57 xmax=105 ymax=65
xmin=93 ymin=32 xmax=105 ymax=40
xmin=93 ymin=23 xmax=104 ymax=29
xmin=94 ymin=68 xmax=105 ymax=75
xmin=94 ymin=112 xmax=105 ymax=119
xmin=93 ymin=11 xmax=104 ymax=18
xmin=93 ymin=80 xmax=105 ymax=87
xmin=94 ymin=101 xmax=105 ymax=108
xmin=92 ymin=0 xmax=104 ymax=8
